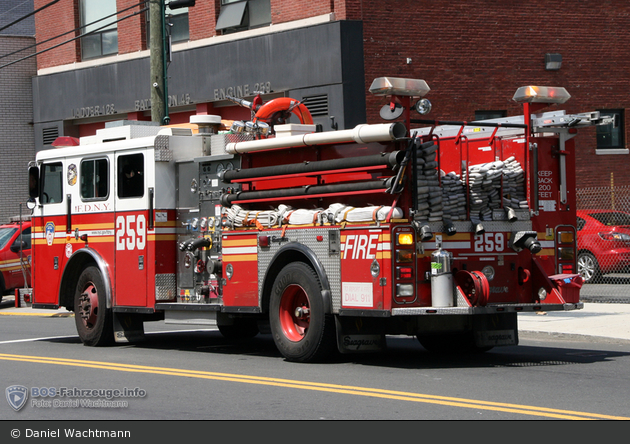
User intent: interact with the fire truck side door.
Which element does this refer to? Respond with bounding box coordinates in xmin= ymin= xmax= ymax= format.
xmin=114 ymin=151 xmax=149 ymax=307
xmin=32 ymin=161 xmax=66 ymax=306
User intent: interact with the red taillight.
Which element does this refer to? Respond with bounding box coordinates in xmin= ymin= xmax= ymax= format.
xmin=599 ymin=232 xmax=630 ymax=242
xmin=392 ymin=227 xmax=416 ymax=301
xmin=259 ymin=235 xmax=269 ymax=247
xmin=556 ymin=228 xmax=577 ymax=275
xmin=396 ymin=249 xmax=414 ymax=263
xmin=397 ymin=267 xmax=413 ymax=279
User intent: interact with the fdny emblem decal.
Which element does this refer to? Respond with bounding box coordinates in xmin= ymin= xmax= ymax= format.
xmin=6 ymin=385 xmax=28 ymax=411
xmin=45 ymin=222 xmax=55 ymax=246
xmin=67 ymin=164 xmax=77 ymax=186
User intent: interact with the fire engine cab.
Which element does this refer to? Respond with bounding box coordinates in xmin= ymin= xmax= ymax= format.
xmin=25 ymin=78 xmax=607 ymax=362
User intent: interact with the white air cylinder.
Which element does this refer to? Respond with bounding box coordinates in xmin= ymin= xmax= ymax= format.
xmin=430 ymin=240 xmax=454 ymax=307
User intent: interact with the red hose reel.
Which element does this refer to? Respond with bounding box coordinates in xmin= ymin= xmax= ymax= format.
xmin=455 ymin=270 xmax=490 ymax=307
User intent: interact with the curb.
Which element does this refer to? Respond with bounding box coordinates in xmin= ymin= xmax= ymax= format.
xmin=580 ymin=296 xmax=630 ymax=304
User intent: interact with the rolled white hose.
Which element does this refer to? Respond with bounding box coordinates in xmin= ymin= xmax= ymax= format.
xmin=223 ymin=203 xmax=403 ymax=227
xmin=224 ymin=205 xmax=280 ymax=228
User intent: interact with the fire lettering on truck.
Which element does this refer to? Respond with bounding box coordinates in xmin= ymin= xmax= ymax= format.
xmin=474 ymin=232 xmax=505 ymax=253
xmin=74 ymin=203 xmax=112 ymax=213
xmin=116 ymin=215 xmax=147 ymax=251
xmin=538 ymin=170 xmax=557 ymax=212
xmin=538 ymin=170 xmax=553 ymax=198
xmin=341 ymin=234 xmax=380 ymax=260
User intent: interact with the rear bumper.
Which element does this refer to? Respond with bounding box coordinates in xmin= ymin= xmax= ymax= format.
xmin=391 ymin=302 xmax=583 ymax=316
xmin=598 ymin=248 xmax=630 ymax=273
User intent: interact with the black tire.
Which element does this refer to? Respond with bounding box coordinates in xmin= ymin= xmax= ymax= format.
xmin=218 ymin=318 xmax=259 ymax=339
xmin=269 ymin=262 xmax=336 ymax=363
xmin=577 ymin=251 xmax=600 ymax=283
xmin=417 ymin=332 xmax=493 ymax=354
xmin=0 ymin=274 xmax=6 ymax=302
xmin=74 ymin=266 xmax=114 ymax=346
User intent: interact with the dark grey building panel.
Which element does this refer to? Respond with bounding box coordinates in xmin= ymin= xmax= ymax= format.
xmin=32 ymin=20 xmax=366 ymax=149
xmin=0 ymin=35 xmax=36 ymax=221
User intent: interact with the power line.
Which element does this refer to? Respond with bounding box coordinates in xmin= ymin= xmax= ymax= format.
xmin=0 ymin=0 xmax=148 ymax=61
xmin=0 ymin=0 xmax=60 ymax=34
xmin=0 ymin=2 xmax=149 ymax=70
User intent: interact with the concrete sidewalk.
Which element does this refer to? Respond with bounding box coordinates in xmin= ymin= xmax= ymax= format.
xmin=518 ymin=302 xmax=630 ymax=342
xmin=2 ymin=295 xmax=630 ymax=343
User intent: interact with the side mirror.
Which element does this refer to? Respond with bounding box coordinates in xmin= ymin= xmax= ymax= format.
xmin=26 ymin=197 xmax=36 ymax=211
xmin=28 ymin=166 xmax=39 ymax=199
xmin=10 ymin=240 xmax=26 ymax=253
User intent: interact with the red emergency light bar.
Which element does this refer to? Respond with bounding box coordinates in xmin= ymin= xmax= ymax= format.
xmin=51 ymin=136 xmax=80 ymax=147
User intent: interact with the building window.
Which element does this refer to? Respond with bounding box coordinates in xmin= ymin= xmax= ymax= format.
xmin=80 ymin=0 xmax=118 ymax=60
xmin=147 ymin=4 xmax=190 ymax=46
xmin=474 ymin=110 xmax=507 ymax=121
xmin=216 ymin=0 xmax=271 ymax=34
xmin=596 ymin=109 xmax=625 ymax=149
xmin=80 ymin=158 xmax=109 ymax=201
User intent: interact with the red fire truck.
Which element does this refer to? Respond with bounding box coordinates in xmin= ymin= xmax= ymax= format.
xmin=25 ymin=78 xmax=607 ymax=362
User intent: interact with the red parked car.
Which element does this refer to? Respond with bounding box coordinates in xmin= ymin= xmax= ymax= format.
xmin=576 ymin=210 xmax=630 ymax=283
xmin=0 ymin=217 xmax=31 ymax=302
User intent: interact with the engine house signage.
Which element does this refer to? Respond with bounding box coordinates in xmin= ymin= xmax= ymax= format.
xmin=70 ymin=93 xmax=193 ymax=119
xmin=134 ymin=93 xmax=192 ymax=112
xmin=71 ymin=104 xmax=117 ymax=119
xmin=213 ymin=82 xmax=272 ymax=101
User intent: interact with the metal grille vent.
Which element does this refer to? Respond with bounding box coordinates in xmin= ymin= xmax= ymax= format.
xmin=42 ymin=127 xmax=59 ymax=145
xmin=303 ymin=94 xmax=329 ymax=117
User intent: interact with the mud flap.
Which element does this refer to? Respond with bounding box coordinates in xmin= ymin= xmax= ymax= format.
xmin=335 ymin=316 xmax=386 ymax=354
xmin=473 ymin=313 xmax=519 ymax=348
xmin=113 ymin=312 xmax=145 ymax=343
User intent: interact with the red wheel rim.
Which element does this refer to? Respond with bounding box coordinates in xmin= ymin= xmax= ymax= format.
xmin=78 ymin=282 xmax=99 ymax=328
xmin=278 ymin=284 xmax=310 ymax=342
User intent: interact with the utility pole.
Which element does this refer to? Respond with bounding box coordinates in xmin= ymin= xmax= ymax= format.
xmin=149 ymin=0 xmax=166 ymax=124
xmin=149 ymin=0 xmax=195 ymax=124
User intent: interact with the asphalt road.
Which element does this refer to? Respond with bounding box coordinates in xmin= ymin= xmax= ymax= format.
xmin=1 ymin=307 xmax=629 ymax=423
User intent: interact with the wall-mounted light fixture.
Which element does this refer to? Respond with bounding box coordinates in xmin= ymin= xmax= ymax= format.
xmin=545 ymin=53 xmax=562 ymax=70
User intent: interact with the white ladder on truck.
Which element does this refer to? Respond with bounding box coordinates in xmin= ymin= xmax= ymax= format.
xmin=411 ymin=110 xmax=613 ymax=141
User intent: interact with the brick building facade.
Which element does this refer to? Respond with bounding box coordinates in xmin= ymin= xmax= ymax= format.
xmin=0 ymin=0 xmax=36 ymax=222
xmin=31 ymin=0 xmax=629 ymax=189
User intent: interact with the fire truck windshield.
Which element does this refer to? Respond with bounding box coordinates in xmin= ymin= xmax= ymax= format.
xmin=0 ymin=227 xmax=18 ymax=249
